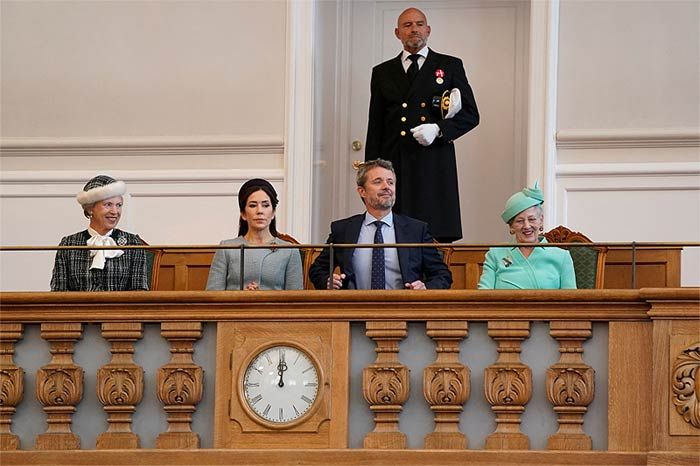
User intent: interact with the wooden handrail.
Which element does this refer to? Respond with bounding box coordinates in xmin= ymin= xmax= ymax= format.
xmin=1 ymin=288 xmax=697 ymax=323
xmin=1 ymin=241 xmax=698 ymax=251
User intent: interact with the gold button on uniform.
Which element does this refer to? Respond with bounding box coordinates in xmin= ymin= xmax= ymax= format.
xmin=400 ymin=131 xmax=406 ymax=136
xmin=401 ymin=117 xmax=406 ymax=122
xmin=420 ymin=116 xmax=426 ymax=122
xmin=402 ymin=103 xmax=408 ymax=108
xmin=420 ymin=102 xmax=426 ymax=108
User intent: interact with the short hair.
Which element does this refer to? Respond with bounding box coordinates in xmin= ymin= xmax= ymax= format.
xmin=356 ymin=159 xmax=395 ymax=187
xmin=507 ymin=204 xmax=544 ymax=226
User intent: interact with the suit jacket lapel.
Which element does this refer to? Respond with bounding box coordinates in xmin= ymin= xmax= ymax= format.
xmin=389 ymin=53 xmax=411 ymax=96
xmin=392 ymin=214 xmax=411 ymax=282
xmin=342 ymin=215 xmax=365 ymax=277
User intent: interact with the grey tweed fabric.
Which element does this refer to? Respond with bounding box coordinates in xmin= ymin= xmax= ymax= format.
xmin=50 ymin=229 xmax=148 ymax=291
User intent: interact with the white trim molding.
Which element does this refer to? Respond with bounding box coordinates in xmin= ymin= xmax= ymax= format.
xmin=284 ymin=0 xmax=316 ymax=242
xmin=554 ymin=161 xmax=700 ymax=226
xmin=527 ymin=0 xmax=559 ymax=222
xmin=556 ymin=128 xmax=700 ymax=149
xmin=0 ymin=169 xmax=286 ymax=198
xmin=557 ymin=161 xmax=700 ymax=178
xmin=0 ymin=136 xmax=284 ymax=157
xmin=0 ymin=168 xmax=285 ymax=184
xmin=284 ymin=0 xmax=315 ymax=243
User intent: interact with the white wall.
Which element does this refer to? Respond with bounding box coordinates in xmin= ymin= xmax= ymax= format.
xmin=555 ymin=0 xmax=700 ymax=286
xmin=0 ymin=0 xmax=288 ymax=290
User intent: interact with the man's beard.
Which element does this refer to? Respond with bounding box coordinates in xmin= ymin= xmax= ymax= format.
xmin=406 ymin=36 xmax=426 ymax=50
xmin=369 ymin=195 xmax=395 ymax=210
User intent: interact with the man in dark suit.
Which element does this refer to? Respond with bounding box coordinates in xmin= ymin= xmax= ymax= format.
xmin=309 ymin=159 xmax=451 ymax=290
xmin=365 ymin=7 xmax=479 ymax=243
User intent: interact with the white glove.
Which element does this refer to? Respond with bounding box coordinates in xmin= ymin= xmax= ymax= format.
xmin=410 ymin=123 xmax=440 ymax=146
xmin=445 ymin=88 xmax=462 ymax=119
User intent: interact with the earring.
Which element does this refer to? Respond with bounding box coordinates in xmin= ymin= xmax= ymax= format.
xmin=539 ymin=226 xmax=543 ymax=232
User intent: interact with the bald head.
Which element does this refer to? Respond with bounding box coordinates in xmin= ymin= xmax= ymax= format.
xmin=397 ymin=8 xmax=427 ymax=27
xmin=395 ymin=8 xmax=430 ymax=54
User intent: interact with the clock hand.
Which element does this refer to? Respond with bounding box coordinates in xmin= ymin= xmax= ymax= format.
xmin=277 ymin=350 xmax=287 ymax=387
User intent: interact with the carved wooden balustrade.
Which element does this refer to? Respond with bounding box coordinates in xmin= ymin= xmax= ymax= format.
xmin=0 ymin=288 xmax=698 ymax=466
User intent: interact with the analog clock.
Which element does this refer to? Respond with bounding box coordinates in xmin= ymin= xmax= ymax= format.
xmin=242 ymin=344 xmax=320 ymax=425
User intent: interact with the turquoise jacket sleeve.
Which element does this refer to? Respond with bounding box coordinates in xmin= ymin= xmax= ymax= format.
xmin=477 ymin=249 xmax=497 ymax=289
xmin=559 ymin=251 xmax=577 ymax=289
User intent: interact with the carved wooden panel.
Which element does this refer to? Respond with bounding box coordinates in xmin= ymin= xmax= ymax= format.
xmin=671 ymin=342 xmax=700 ymax=429
xmin=96 ymin=322 xmax=144 ymax=449
xmin=669 ymin=335 xmax=700 ymax=437
xmin=156 ymin=322 xmax=203 ymax=449
xmin=546 ymin=321 xmax=594 ymax=450
xmin=650 ymin=298 xmax=700 ymax=452
xmin=215 ymin=321 xmax=348 ymax=448
xmin=484 ymin=321 xmax=531 ymax=450
xmin=35 ymin=323 xmax=83 ymax=450
xmin=423 ymin=320 xmax=469 ymax=449
xmin=363 ymin=321 xmax=409 ymax=449
xmin=0 ymin=323 xmax=24 ymax=451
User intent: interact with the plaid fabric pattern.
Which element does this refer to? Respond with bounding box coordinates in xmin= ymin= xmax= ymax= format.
xmin=50 ymin=229 xmax=148 ymax=291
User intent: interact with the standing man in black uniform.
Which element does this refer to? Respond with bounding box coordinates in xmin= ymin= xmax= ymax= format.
xmin=365 ymin=7 xmax=479 ymax=243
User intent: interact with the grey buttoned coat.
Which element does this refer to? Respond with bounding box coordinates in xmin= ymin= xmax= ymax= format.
xmin=205 ymin=237 xmax=303 ymax=290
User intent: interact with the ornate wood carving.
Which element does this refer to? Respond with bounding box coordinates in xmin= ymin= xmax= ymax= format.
xmin=96 ymin=322 xmax=144 ymax=449
xmin=423 ymin=320 xmax=469 ymax=449
xmin=484 ymin=321 xmax=531 ymax=449
xmin=35 ymin=323 xmax=83 ymax=450
xmin=0 ymin=323 xmax=24 ymax=451
xmin=363 ymin=321 xmax=409 ymax=449
xmin=156 ymin=321 xmax=203 ymax=449
xmin=672 ymin=342 xmax=700 ymax=429
xmin=546 ymin=321 xmax=594 ymax=450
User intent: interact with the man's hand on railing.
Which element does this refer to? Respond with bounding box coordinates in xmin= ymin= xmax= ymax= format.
xmin=404 ymin=280 xmax=427 ymax=290
xmin=327 ymin=273 xmax=346 ymax=290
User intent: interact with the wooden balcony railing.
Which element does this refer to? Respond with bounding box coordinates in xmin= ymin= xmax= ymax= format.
xmin=0 ymin=288 xmax=698 ymax=465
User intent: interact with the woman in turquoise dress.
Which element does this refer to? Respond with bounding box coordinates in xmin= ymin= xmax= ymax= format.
xmin=478 ymin=182 xmax=576 ymax=289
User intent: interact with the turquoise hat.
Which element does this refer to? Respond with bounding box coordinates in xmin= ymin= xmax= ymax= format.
xmin=501 ymin=181 xmax=544 ymax=223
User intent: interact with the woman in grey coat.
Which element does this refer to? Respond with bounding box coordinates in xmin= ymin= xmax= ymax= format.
xmin=206 ymin=179 xmax=303 ymax=291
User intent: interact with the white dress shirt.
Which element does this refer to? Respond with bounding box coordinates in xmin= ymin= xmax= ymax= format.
xmin=352 ymin=212 xmax=403 ymax=290
xmin=401 ymin=46 xmax=429 ymax=72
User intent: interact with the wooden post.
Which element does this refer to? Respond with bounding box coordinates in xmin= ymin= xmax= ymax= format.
xmin=484 ymin=320 xmax=531 ymax=449
xmin=0 ymin=323 xmax=24 ymax=450
xmin=35 ymin=323 xmax=83 ymax=450
xmin=96 ymin=322 xmax=144 ymax=449
xmin=156 ymin=321 xmax=203 ymax=449
xmin=546 ymin=320 xmax=594 ymax=450
xmin=362 ymin=321 xmax=409 ymax=449
xmin=423 ymin=320 xmax=469 ymax=449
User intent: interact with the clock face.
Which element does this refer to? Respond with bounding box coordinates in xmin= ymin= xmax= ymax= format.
xmin=242 ymin=345 xmax=319 ymax=424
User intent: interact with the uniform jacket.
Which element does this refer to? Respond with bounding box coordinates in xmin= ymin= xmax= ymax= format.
xmin=477 ymin=239 xmax=577 ymax=289
xmin=365 ymin=48 xmax=479 ymax=242
xmin=308 ymin=213 xmax=452 ymax=290
xmin=206 ymin=236 xmax=303 ymax=290
xmin=50 ymin=229 xmax=148 ymax=291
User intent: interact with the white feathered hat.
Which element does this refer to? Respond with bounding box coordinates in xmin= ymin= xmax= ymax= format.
xmin=76 ymin=175 xmax=126 ymax=206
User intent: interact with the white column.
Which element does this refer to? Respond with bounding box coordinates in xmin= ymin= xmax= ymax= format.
xmin=527 ymin=0 xmax=559 ymax=226
xmin=284 ymin=0 xmax=315 ymax=242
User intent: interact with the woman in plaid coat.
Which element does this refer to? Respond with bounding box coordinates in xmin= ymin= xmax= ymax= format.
xmin=50 ymin=175 xmax=148 ymax=291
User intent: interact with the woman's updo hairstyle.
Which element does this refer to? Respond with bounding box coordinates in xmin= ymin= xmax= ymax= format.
xmin=237 ymin=178 xmax=279 ymax=237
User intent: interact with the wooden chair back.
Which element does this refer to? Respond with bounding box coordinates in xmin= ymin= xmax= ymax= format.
xmin=544 ymin=225 xmax=607 ymax=289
